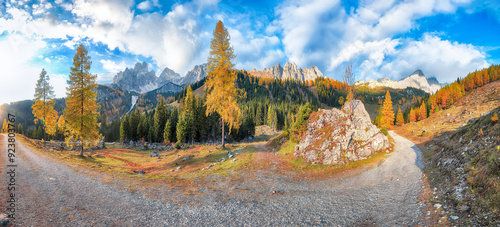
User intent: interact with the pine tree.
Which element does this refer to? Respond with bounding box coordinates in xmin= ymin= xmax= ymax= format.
xmin=409 ymin=108 xmax=417 ymax=123
xmin=153 ymin=99 xmax=167 ymax=142
xmin=32 ymin=68 xmax=58 ymax=144
xmin=205 ymin=20 xmax=244 ymax=148
xmin=176 ymin=113 xmax=189 ymax=144
xmin=17 ymin=123 xmax=23 ymax=135
xmin=418 ymin=102 xmax=427 ymax=121
xmin=64 ymin=44 xmax=100 ymax=156
xmin=381 ymin=90 xmax=394 ymax=129
xmin=396 ymin=107 xmax=404 ymax=126
xmin=120 ymin=114 xmax=129 ymax=142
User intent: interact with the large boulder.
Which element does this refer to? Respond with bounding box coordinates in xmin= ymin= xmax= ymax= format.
xmin=294 ymin=100 xmax=390 ymax=165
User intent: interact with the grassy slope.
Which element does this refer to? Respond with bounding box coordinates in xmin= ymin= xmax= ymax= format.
xmin=395 ymin=80 xmax=500 ymax=225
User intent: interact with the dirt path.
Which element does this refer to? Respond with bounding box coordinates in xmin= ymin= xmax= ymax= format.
xmin=0 ymin=132 xmax=424 ymax=226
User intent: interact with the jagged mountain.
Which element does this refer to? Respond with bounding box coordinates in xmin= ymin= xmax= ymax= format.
xmin=249 ymin=62 xmax=323 ymax=81
xmin=157 ymin=67 xmax=181 ymax=86
xmin=180 ymin=63 xmax=208 ymax=86
xmin=355 ymin=70 xmax=444 ymax=94
xmin=112 ymin=62 xmax=158 ymax=94
xmin=111 ymin=62 xmax=208 ymax=94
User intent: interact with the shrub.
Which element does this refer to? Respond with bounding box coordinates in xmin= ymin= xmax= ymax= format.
xmin=492 ymin=114 xmax=498 ymax=122
xmin=380 ymin=127 xmax=388 ymax=136
xmin=174 ymin=141 xmax=181 ymax=149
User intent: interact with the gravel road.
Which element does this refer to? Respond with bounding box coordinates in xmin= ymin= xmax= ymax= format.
xmin=0 ymin=131 xmax=424 ymax=226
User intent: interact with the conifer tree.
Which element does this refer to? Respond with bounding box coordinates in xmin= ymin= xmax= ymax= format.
xmin=381 ymin=90 xmax=394 ymax=129
xmin=64 ymin=44 xmax=100 ymax=156
xmin=17 ymin=123 xmax=23 ymax=135
xmin=205 ymin=20 xmax=244 ymax=148
xmin=418 ymin=102 xmax=427 ymax=121
xmin=32 ymin=68 xmax=58 ymax=143
xmin=409 ymin=108 xmax=417 ymax=122
xmin=1 ymin=119 xmax=7 ymax=133
xmin=396 ymin=108 xmax=404 ymax=126
xmin=154 ymin=98 xmax=167 ymax=142
xmin=56 ymin=115 xmax=66 ymax=140
xmin=120 ymin=114 xmax=129 ymax=142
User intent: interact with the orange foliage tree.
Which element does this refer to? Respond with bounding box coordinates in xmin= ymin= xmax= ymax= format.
xmin=205 ymin=21 xmax=244 ymax=148
xmin=396 ymin=107 xmax=404 ymax=126
xmin=380 ymin=90 xmax=394 ymax=128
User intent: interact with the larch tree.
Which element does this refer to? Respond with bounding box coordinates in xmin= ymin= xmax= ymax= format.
xmin=205 ymin=20 xmax=245 ymax=148
xmin=56 ymin=115 xmax=66 ymax=140
xmin=381 ymin=90 xmax=394 ymax=129
xmin=409 ymin=108 xmax=417 ymax=123
xmin=1 ymin=119 xmax=7 ymax=133
xmin=64 ymin=44 xmax=101 ymax=156
xmin=396 ymin=107 xmax=404 ymax=126
xmin=32 ymin=68 xmax=58 ymax=144
xmin=418 ymin=102 xmax=427 ymax=121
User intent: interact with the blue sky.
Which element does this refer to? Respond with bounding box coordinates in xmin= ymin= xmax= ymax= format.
xmin=0 ymin=0 xmax=499 ymax=104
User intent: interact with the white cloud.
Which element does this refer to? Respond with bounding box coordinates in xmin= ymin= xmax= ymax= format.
xmin=379 ymin=34 xmax=488 ymax=83
xmin=100 ymin=59 xmax=127 ymax=73
xmin=49 ymin=74 xmax=68 ymax=98
xmin=274 ymin=0 xmax=481 ymax=82
xmin=44 ymin=57 xmax=51 ymax=63
xmin=0 ymin=34 xmax=47 ymax=104
xmin=137 ymin=1 xmax=152 ymax=11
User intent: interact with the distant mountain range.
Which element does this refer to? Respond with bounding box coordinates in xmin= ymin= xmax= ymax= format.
xmin=248 ymin=62 xmax=323 ymax=81
xmin=355 ymin=70 xmax=446 ymax=94
xmin=111 ymin=62 xmax=208 ymax=94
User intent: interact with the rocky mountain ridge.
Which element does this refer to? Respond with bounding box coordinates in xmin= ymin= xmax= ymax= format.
xmin=249 ymin=62 xmax=323 ymax=81
xmin=111 ymin=62 xmax=208 ymax=94
xmin=355 ymin=70 xmax=445 ymax=94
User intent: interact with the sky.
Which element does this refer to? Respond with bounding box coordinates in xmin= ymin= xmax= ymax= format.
xmin=0 ymin=0 xmax=499 ymax=105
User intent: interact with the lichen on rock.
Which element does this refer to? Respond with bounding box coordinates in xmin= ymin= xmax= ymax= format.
xmin=294 ymin=100 xmax=389 ymax=165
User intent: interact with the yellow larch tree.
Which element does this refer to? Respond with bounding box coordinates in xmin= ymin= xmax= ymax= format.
xmin=32 ymin=68 xmax=58 ymax=143
xmin=396 ymin=107 xmax=404 ymax=126
xmin=380 ymin=90 xmax=394 ymax=129
xmin=205 ymin=20 xmax=245 ymax=148
xmin=409 ymin=108 xmax=417 ymax=122
xmin=418 ymin=102 xmax=427 ymax=121
xmin=1 ymin=119 xmax=7 ymax=133
xmin=64 ymin=44 xmax=101 ymax=156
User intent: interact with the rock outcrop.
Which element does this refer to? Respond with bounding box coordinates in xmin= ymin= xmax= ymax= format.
xmin=294 ymin=100 xmax=390 ymax=165
xmin=254 ymin=62 xmax=323 ymax=81
xmin=355 ymin=70 xmax=444 ymax=94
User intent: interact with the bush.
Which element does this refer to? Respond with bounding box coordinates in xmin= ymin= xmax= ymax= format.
xmin=174 ymin=141 xmax=181 ymax=149
xmin=492 ymin=113 xmax=498 ymax=122
xmin=380 ymin=127 xmax=388 ymax=136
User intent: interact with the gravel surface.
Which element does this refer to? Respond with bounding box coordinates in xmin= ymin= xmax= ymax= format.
xmin=0 ymin=131 xmax=424 ymax=226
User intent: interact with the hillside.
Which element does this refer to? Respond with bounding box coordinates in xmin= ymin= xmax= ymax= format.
xmin=395 ymin=80 xmax=500 ymax=225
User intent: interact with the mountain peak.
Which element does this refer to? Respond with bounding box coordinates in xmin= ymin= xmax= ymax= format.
xmin=259 ymin=62 xmax=322 ymax=81
xmin=411 ymin=69 xmax=425 ymax=77
xmin=355 ymin=69 xmax=443 ymax=94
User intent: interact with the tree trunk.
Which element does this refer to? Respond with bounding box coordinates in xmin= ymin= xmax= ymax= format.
xmin=221 ymin=118 xmax=225 ymax=148
xmin=80 ymin=145 xmax=84 ymax=157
